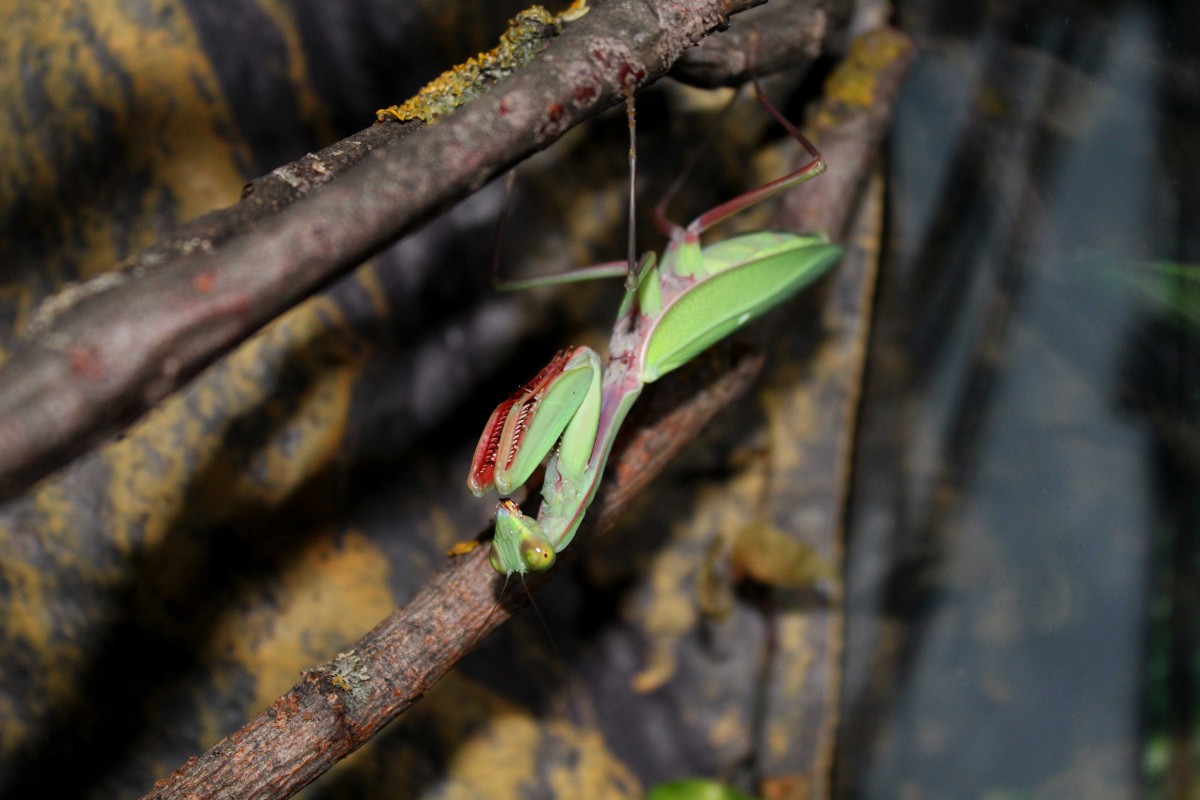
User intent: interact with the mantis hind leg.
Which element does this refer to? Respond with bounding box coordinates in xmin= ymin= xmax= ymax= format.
xmin=489 ymin=171 xmax=633 ymax=291
xmin=652 ymin=41 xmax=828 ymax=240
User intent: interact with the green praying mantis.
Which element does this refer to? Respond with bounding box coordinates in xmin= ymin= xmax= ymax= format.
xmin=467 ymin=79 xmax=844 ymax=576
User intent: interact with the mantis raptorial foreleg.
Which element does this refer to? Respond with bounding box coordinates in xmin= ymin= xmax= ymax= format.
xmin=469 ymin=76 xmax=843 ymax=576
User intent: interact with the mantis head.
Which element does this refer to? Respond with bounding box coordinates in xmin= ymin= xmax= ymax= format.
xmin=467 ymin=348 xmax=603 ymax=575
xmin=490 ymin=499 xmax=556 ymax=574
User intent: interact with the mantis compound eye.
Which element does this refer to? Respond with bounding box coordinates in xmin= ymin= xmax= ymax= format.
xmin=520 ymin=534 xmax=556 ymax=572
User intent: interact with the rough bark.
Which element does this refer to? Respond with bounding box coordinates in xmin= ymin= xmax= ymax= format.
xmin=0 ymin=0 xmax=819 ymax=503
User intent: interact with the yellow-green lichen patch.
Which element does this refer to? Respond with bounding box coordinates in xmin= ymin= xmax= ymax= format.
xmin=376 ymin=1 xmax=589 ymax=124
xmin=328 ymin=650 xmax=372 ymax=702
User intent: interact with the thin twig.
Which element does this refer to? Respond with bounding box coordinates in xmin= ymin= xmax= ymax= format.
xmin=672 ymin=0 xmax=851 ymax=87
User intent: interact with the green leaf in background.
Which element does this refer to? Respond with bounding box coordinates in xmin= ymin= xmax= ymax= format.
xmin=648 ymin=778 xmax=759 ymax=800
xmin=1101 ymin=258 xmax=1200 ymax=328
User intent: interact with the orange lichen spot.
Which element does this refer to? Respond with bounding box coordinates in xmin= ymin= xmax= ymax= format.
xmin=557 ymin=0 xmax=589 ymax=22
xmin=376 ymin=2 xmax=590 ymax=124
xmin=447 ymin=540 xmax=481 ymax=557
xmin=328 ymin=650 xmax=371 ymax=701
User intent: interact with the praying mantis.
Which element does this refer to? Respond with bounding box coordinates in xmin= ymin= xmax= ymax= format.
xmin=468 ymin=80 xmax=844 ymax=576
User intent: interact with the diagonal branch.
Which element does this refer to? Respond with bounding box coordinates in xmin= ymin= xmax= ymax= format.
xmin=0 ymin=0 xmax=835 ymax=503
xmin=141 ymin=26 xmax=913 ymax=800
xmin=143 ymin=343 xmax=768 ymax=800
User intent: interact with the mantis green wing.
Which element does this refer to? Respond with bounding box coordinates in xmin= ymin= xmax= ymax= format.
xmin=641 ymin=232 xmax=842 ymax=382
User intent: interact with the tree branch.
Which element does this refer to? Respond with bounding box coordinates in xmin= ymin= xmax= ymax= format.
xmin=143 ymin=344 xmax=767 ymax=800
xmin=672 ymin=0 xmax=850 ymax=87
xmin=141 ymin=26 xmax=913 ymax=800
xmin=0 ymin=0 xmax=841 ymax=503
